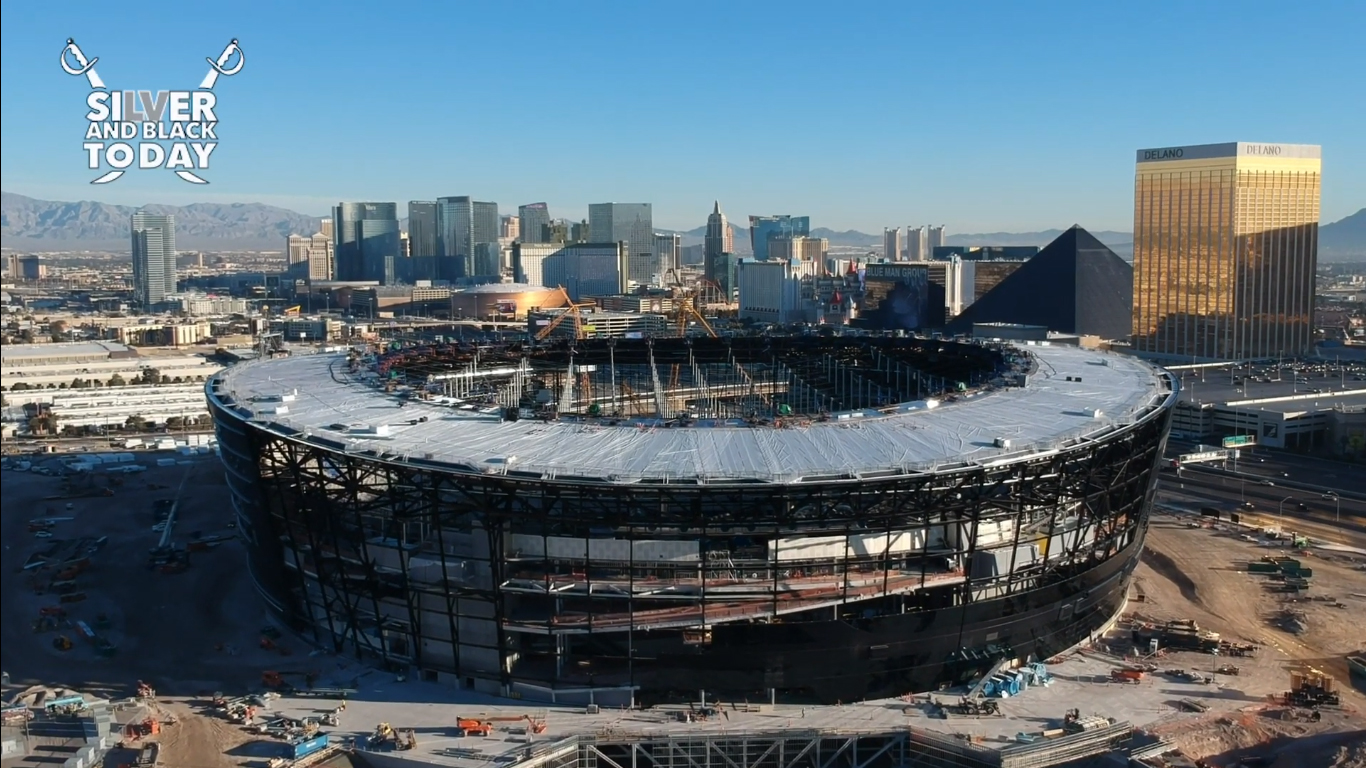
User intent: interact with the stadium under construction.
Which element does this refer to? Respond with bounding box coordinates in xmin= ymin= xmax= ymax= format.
xmin=207 ymin=336 xmax=1177 ymax=705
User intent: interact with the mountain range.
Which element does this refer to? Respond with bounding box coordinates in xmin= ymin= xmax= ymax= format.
xmin=2 ymin=192 xmax=1362 ymax=261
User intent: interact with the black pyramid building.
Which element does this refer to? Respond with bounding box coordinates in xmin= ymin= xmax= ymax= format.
xmin=947 ymin=225 xmax=1133 ymax=339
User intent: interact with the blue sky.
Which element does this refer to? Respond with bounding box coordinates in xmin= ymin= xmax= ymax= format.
xmin=2 ymin=0 xmax=1362 ymax=233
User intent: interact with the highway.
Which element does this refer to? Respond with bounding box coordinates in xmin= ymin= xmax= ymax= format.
xmin=1166 ymin=437 xmax=1366 ymax=496
xmin=1156 ymin=466 xmax=1366 ymax=549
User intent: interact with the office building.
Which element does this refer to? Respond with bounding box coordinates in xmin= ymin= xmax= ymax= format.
xmin=286 ymin=231 xmax=334 ymax=282
xmin=332 ymin=202 xmax=401 ymax=284
xmin=1131 ymin=142 xmax=1322 ymax=360
xmin=519 ymin=203 xmax=551 ymax=244
xmin=906 ymin=226 xmax=929 ymax=261
xmin=655 ymin=232 xmax=682 ymax=274
xmin=927 ymin=225 xmax=947 ymax=252
xmin=704 ymin=201 xmax=733 ymax=269
xmin=884 ymin=227 xmax=902 ymax=261
xmin=769 ymin=236 xmax=827 ymax=264
xmin=948 ymin=226 xmax=1133 ymax=340
xmin=570 ymin=220 xmax=589 ymax=243
xmin=737 ymin=258 xmax=819 ymax=324
xmin=407 ymin=201 xmax=439 ymax=281
xmin=588 ymin=203 xmax=654 ymax=284
xmin=749 ymin=215 xmax=811 ymax=261
xmin=131 ymin=211 xmax=177 ymax=306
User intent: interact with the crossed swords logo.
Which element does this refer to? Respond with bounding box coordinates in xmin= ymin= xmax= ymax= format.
xmin=61 ymin=38 xmax=244 ymax=185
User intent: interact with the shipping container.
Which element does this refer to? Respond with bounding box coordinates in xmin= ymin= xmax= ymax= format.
xmin=289 ymin=733 xmax=329 ymax=759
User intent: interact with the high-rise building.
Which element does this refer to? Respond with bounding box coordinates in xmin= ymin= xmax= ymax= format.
xmin=588 ymin=203 xmax=654 ymax=284
xmin=570 ymin=219 xmax=590 ymax=243
xmin=737 ymin=258 xmax=820 ymax=324
xmin=286 ymin=231 xmax=334 ymax=282
xmin=769 ymin=236 xmax=827 ymax=263
xmin=473 ymin=201 xmax=500 ymax=252
xmin=436 ymin=196 xmax=470 ymax=280
xmin=654 ymin=232 xmax=682 ymax=274
xmin=1131 ymin=142 xmax=1322 ymax=360
xmin=515 ymin=242 xmax=631 ymax=299
xmin=749 ymin=215 xmax=811 ymax=261
xmin=884 ymin=227 xmax=902 ymax=261
xmin=518 ymin=203 xmax=550 ymax=244
xmin=927 ymin=225 xmax=947 ymax=253
xmin=407 ymin=201 xmax=439 ymax=281
xmin=906 ymin=226 xmax=929 ymax=261
xmin=501 ymin=215 xmax=520 ymax=241
xmin=319 ymin=218 xmax=334 ymax=240
xmin=704 ymin=201 xmax=733 ymax=270
xmin=131 ymin=211 xmax=177 ymax=306
xmin=332 ymin=202 xmax=401 ymax=284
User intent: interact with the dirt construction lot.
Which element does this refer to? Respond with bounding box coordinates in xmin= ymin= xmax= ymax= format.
xmin=0 ymin=455 xmax=327 ymax=767
xmin=1131 ymin=511 xmax=1366 ymax=764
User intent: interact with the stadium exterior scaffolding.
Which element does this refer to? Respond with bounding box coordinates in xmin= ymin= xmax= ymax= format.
xmin=208 ymin=337 xmax=1177 ymax=705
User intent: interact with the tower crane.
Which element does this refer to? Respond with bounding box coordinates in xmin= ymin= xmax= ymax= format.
xmin=662 ymin=269 xmax=718 ymax=338
xmin=534 ymin=286 xmax=597 ymax=341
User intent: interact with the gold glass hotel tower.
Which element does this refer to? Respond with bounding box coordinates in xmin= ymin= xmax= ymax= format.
xmin=1131 ymin=142 xmax=1320 ymax=360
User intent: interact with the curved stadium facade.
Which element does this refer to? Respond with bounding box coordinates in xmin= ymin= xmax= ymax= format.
xmin=207 ymin=337 xmax=1176 ymax=705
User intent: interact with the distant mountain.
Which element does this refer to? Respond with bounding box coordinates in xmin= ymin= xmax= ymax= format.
xmin=1321 ymin=208 xmax=1366 ymax=261
xmin=1 ymin=191 xmax=320 ymax=251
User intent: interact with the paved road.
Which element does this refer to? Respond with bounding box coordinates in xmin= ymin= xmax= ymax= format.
xmin=1156 ymin=468 xmax=1366 ymax=548
xmin=1165 ymin=439 xmax=1366 ymax=496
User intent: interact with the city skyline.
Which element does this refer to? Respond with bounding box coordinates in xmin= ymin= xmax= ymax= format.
xmin=2 ymin=2 xmax=1362 ymax=232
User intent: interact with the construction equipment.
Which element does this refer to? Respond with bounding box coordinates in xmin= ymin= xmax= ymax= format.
xmin=1111 ymin=667 xmax=1146 ymax=683
xmin=1286 ymin=667 xmax=1340 ymax=707
xmin=478 ymin=713 xmax=548 ymax=734
xmin=954 ymin=698 xmax=1001 ymax=716
xmin=1062 ymin=709 xmax=1113 ymax=733
xmin=454 ymin=717 xmax=494 ymax=737
xmin=262 ymin=670 xmax=316 ymax=690
xmin=662 ymin=269 xmax=719 ymax=338
xmin=136 ymin=680 xmax=156 ymax=699
xmin=124 ymin=716 xmax=161 ymax=740
xmin=534 ymin=287 xmax=597 ymax=341
xmin=52 ymin=635 xmax=73 ymax=651
xmin=372 ymin=722 xmax=397 ymax=745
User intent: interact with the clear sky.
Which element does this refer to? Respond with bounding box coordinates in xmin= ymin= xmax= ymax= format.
xmin=2 ymin=0 xmax=1362 ymax=233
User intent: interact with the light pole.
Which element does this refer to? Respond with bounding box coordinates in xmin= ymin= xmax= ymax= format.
xmin=1325 ymin=492 xmax=1340 ymax=524
xmin=1278 ymin=495 xmax=1295 ymax=533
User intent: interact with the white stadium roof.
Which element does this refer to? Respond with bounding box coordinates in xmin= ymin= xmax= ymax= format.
xmin=210 ymin=343 xmax=1174 ymax=484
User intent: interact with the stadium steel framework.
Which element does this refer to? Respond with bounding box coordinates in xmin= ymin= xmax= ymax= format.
xmin=209 ymin=337 xmax=1176 ymax=705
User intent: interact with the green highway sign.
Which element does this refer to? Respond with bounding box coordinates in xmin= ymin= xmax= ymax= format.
xmin=1222 ymin=435 xmax=1257 ymax=448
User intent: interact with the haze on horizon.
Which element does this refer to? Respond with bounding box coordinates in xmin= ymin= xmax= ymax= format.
xmin=1 ymin=0 xmax=1362 ymax=233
